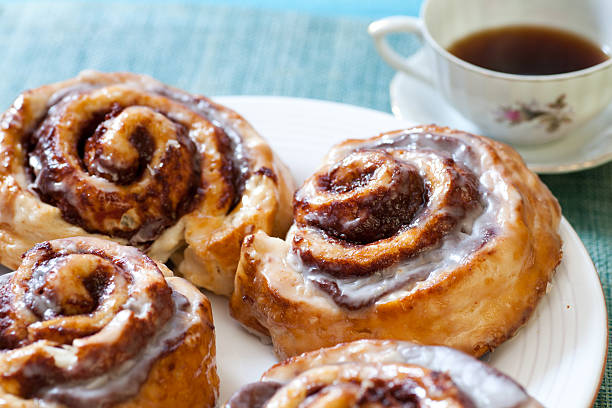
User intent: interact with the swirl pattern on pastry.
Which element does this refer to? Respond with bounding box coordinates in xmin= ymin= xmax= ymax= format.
xmin=0 ymin=71 xmax=294 ymax=294
xmin=0 ymin=237 xmax=218 ymax=408
xmin=225 ymin=340 xmax=542 ymax=408
xmin=231 ymin=125 xmax=562 ymax=358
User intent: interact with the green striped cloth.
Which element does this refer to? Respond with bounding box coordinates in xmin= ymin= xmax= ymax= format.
xmin=0 ymin=2 xmax=610 ymax=405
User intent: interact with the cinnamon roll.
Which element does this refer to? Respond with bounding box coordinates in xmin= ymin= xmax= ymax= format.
xmin=0 ymin=236 xmax=218 ymax=407
xmin=0 ymin=71 xmax=293 ymax=295
xmin=231 ymin=125 xmax=562 ymax=358
xmin=225 ymin=340 xmax=542 ymax=408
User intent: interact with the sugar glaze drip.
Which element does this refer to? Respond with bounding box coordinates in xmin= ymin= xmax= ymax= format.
xmin=289 ymin=130 xmax=501 ymax=309
xmin=0 ymin=238 xmax=202 ymax=407
xmin=25 ymin=79 xmax=251 ymax=245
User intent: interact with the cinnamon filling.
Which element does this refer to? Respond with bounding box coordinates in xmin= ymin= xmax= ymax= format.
xmin=225 ymin=381 xmax=283 ymax=408
xmin=152 ymin=87 xmax=252 ymax=212
xmin=355 ymin=376 xmax=474 ymax=407
xmin=0 ymin=239 xmax=186 ymax=406
xmin=83 ymin=123 xmax=155 ymax=186
xmin=25 ymin=84 xmax=251 ymax=244
xmin=290 ymin=130 xmax=493 ymax=309
xmin=237 ymin=364 xmax=475 ymax=408
xmin=295 ymin=150 xmax=426 ymax=245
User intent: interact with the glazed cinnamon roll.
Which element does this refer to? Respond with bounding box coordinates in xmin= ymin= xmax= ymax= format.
xmin=225 ymin=340 xmax=542 ymax=408
xmin=0 ymin=71 xmax=293 ymax=295
xmin=0 ymin=236 xmax=218 ymax=407
xmin=231 ymin=125 xmax=562 ymax=358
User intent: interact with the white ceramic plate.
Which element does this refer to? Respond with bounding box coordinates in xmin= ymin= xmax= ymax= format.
xmin=390 ymin=68 xmax=612 ymax=174
xmin=209 ymin=96 xmax=608 ymax=407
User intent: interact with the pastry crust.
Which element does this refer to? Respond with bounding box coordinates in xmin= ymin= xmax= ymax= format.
xmin=0 ymin=71 xmax=294 ymax=295
xmin=0 ymin=237 xmax=218 ymax=408
xmin=225 ymin=339 xmax=542 ymax=408
xmin=230 ymin=125 xmax=562 ymax=358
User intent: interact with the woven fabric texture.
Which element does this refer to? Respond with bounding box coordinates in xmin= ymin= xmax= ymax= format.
xmin=0 ymin=2 xmax=610 ymax=405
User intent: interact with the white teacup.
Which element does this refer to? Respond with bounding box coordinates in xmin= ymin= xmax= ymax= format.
xmin=369 ymin=0 xmax=612 ymax=145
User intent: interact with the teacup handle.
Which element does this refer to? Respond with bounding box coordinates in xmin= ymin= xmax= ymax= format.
xmin=368 ymin=16 xmax=434 ymax=86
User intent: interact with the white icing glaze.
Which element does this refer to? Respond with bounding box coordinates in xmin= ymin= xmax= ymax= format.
xmin=262 ymin=341 xmax=540 ymax=408
xmin=291 ymin=130 xmax=508 ymax=308
xmin=0 ymin=238 xmax=201 ymax=407
xmin=38 ymin=287 xmax=196 ymax=408
xmin=394 ymin=344 xmax=532 ymax=408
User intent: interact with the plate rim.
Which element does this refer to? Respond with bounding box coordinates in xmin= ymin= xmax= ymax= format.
xmin=559 ymin=217 xmax=609 ymax=407
xmin=388 ymin=72 xmax=612 ymax=174
xmin=215 ymin=95 xmax=608 ymax=405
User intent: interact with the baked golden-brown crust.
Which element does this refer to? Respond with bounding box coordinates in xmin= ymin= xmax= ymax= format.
xmin=225 ymin=339 xmax=543 ymax=408
xmin=0 ymin=237 xmax=218 ymax=408
xmin=0 ymin=71 xmax=294 ymax=295
xmin=230 ymin=125 xmax=562 ymax=358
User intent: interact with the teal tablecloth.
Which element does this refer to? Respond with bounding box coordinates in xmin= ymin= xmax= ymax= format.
xmin=0 ymin=1 xmax=610 ymax=405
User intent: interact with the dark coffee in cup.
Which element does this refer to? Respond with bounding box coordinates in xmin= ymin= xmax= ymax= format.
xmin=447 ymin=25 xmax=609 ymax=75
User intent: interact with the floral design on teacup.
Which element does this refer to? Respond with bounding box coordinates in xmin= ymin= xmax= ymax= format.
xmin=495 ymin=94 xmax=573 ymax=132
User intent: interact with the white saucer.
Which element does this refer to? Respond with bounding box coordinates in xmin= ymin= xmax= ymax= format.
xmin=390 ymin=71 xmax=612 ymax=174
xmin=210 ymin=96 xmax=607 ymax=407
